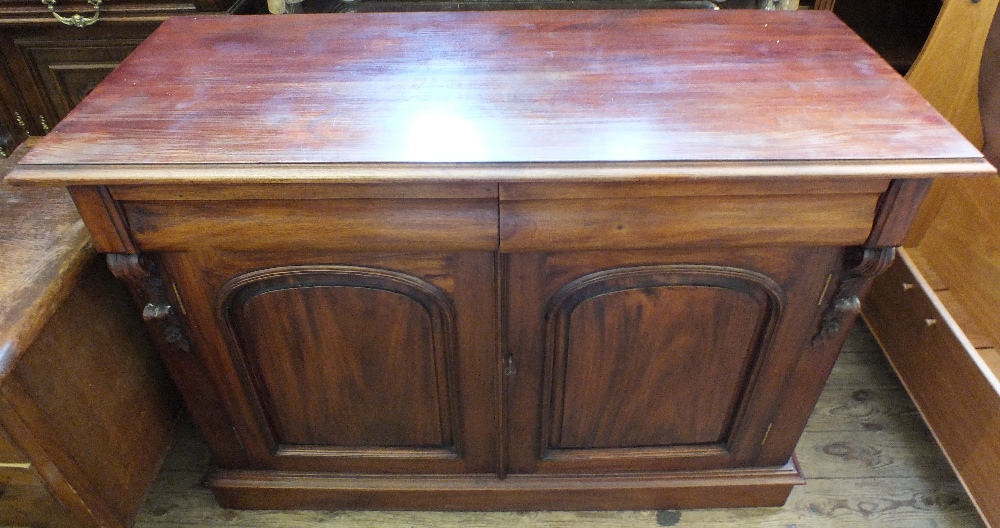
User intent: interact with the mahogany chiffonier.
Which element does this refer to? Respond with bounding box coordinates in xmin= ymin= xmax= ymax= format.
xmin=8 ymin=10 xmax=994 ymax=510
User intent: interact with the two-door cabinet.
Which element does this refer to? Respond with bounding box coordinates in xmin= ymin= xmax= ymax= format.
xmin=8 ymin=10 xmax=994 ymax=510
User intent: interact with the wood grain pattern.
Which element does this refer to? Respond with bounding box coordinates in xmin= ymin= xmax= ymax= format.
xmin=0 ymin=256 xmax=180 ymax=528
xmin=67 ymin=185 xmax=137 ymax=253
xmin=865 ymin=179 xmax=933 ymax=247
xmin=500 ymin=194 xmax=880 ymax=251
xmin=546 ymin=265 xmax=781 ymax=450
xmin=110 ymin=181 xmax=500 ymax=201
xmin=107 ymin=252 xmax=255 ymax=471
xmin=121 ymin=198 xmax=499 ymax=252
xmin=160 ymin=250 xmax=500 ymax=476
xmin=504 ymin=247 xmax=843 ymax=476
xmin=10 ymin=10 xmax=985 ymax=169
xmin=863 ymin=249 xmax=1000 ymax=528
xmin=907 ymin=0 xmax=998 ymax=147
xmin=221 ymin=266 xmax=457 ymax=449
xmin=900 ymin=0 xmax=999 ymax=245
xmin=1 ymin=140 xmax=180 ymax=527
xmin=917 ymin=177 xmax=1000 ymax=350
xmin=0 ymin=0 xmax=254 ymax=154
xmin=11 ymin=159 xmax=994 ymax=186
xmin=4 ymin=258 xmax=179 ymax=526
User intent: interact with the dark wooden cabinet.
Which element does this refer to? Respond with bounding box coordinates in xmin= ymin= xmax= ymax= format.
xmin=9 ymin=10 xmax=993 ymax=511
xmin=0 ymin=0 xmax=261 ymax=157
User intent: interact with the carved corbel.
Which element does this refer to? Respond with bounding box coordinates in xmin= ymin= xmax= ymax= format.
xmin=106 ymin=253 xmax=191 ymax=354
xmin=812 ymin=246 xmax=896 ymax=347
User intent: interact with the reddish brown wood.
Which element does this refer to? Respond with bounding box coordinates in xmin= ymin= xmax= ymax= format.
xmin=160 ymin=250 xmax=500 ymax=475
xmin=9 ymin=10 xmax=988 ymax=171
xmin=104 ymin=252 xmax=252 ymax=470
xmin=66 ymin=186 xmax=136 ymax=253
xmin=0 ymin=0 xmax=257 ymax=153
xmin=0 ymin=179 xmax=91 ymax=372
xmin=7 ymin=10 xmax=990 ymax=511
xmin=546 ymin=265 xmax=782 ymax=449
xmin=499 ymin=194 xmax=880 ymax=251
xmin=504 ymin=247 xmax=844 ymax=476
xmin=0 ymin=258 xmax=180 ymax=528
xmin=209 ymin=460 xmax=804 ymax=511
xmin=865 ymin=179 xmax=934 ymax=247
xmin=222 ymin=266 xmax=458 ymax=448
xmin=120 ymin=198 xmax=499 ymax=252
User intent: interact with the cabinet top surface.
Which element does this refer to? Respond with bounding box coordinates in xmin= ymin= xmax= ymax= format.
xmin=12 ymin=10 xmax=993 ymax=183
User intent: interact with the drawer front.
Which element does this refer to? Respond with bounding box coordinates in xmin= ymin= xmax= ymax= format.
xmin=121 ymin=198 xmax=500 ymax=252
xmin=500 ymin=193 xmax=882 ymax=252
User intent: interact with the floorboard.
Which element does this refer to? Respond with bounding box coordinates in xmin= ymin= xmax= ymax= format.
xmin=131 ymin=323 xmax=986 ymax=528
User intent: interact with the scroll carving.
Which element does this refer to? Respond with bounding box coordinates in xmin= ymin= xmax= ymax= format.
xmin=812 ymin=247 xmax=896 ymax=347
xmin=106 ymin=253 xmax=191 ymax=353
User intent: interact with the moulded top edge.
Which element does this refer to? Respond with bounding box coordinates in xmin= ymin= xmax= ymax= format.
xmin=6 ymin=158 xmax=996 ymax=188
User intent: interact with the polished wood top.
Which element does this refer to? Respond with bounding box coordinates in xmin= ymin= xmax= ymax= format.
xmin=10 ymin=10 xmax=993 ymax=184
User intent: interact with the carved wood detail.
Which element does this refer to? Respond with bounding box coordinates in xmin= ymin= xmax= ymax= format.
xmin=106 ymin=252 xmax=191 ymax=354
xmin=812 ymin=246 xmax=896 ymax=347
xmin=215 ymin=265 xmax=461 ymax=456
xmin=542 ymin=264 xmax=786 ymax=457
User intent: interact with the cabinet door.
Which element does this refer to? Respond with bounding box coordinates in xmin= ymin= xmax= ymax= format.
xmin=504 ymin=247 xmax=844 ymax=474
xmin=160 ymin=250 xmax=500 ymax=475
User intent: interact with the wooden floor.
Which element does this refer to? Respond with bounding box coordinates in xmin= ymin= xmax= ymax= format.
xmin=133 ymin=323 xmax=986 ymax=528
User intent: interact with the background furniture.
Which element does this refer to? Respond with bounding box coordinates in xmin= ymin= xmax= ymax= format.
xmin=11 ymin=10 xmax=991 ymax=511
xmin=831 ymin=0 xmax=940 ymax=73
xmin=0 ymin=0 xmax=263 ymax=158
xmin=862 ymin=0 xmax=1000 ymax=526
xmin=0 ymin=140 xmax=180 ymax=528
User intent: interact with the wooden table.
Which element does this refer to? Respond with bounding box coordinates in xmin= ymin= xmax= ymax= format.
xmin=8 ymin=9 xmax=993 ymax=511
